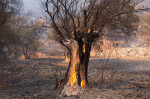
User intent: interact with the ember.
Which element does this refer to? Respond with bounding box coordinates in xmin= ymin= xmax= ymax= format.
xmin=57 ymin=82 xmax=61 ymax=87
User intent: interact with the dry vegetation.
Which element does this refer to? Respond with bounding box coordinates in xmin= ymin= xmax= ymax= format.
xmin=0 ymin=55 xmax=150 ymax=99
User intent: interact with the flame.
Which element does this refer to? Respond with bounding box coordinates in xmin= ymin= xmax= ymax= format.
xmin=70 ymin=55 xmax=79 ymax=86
xmin=83 ymin=44 xmax=85 ymax=53
xmin=80 ymin=67 xmax=86 ymax=89
xmin=70 ymin=54 xmax=86 ymax=89
xmin=88 ymin=29 xmax=91 ymax=33
xmin=65 ymin=56 xmax=69 ymax=61
xmin=81 ymin=80 xmax=85 ymax=88
xmin=20 ymin=55 xmax=25 ymax=59
xmin=71 ymin=66 xmax=77 ymax=86
xmin=57 ymin=82 xmax=62 ymax=87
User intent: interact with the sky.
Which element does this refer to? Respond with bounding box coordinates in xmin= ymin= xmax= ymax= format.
xmin=23 ymin=0 xmax=42 ymax=18
xmin=23 ymin=0 xmax=150 ymax=18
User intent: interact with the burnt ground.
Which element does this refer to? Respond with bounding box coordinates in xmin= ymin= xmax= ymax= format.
xmin=0 ymin=56 xmax=150 ymax=99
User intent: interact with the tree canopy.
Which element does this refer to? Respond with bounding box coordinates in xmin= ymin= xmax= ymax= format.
xmin=42 ymin=0 xmax=145 ymax=43
xmin=0 ymin=0 xmax=23 ymax=62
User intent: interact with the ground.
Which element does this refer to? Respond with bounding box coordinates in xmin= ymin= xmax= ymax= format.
xmin=0 ymin=56 xmax=150 ymax=99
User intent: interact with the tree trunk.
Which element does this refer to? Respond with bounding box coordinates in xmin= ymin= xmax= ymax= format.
xmin=54 ymin=28 xmax=99 ymax=96
xmin=61 ymin=40 xmax=92 ymax=96
xmin=64 ymin=47 xmax=69 ymax=61
xmin=23 ymin=47 xmax=30 ymax=59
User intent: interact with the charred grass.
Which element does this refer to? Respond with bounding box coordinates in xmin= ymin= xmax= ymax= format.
xmin=0 ymin=57 xmax=150 ymax=99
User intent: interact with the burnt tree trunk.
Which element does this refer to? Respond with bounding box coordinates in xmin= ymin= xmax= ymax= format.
xmin=58 ymin=31 xmax=98 ymax=96
xmin=55 ymin=11 xmax=99 ymax=96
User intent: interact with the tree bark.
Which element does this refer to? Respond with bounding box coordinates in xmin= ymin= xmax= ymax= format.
xmin=60 ymin=39 xmax=92 ymax=96
xmin=61 ymin=40 xmax=81 ymax=96
xmin=64 ymin=47 xmax=69 ymax=61
xmin=54 ymin=28 xmax=99 ymax=96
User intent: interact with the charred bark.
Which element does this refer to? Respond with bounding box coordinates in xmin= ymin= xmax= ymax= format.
xmin=82 ymin=43 xmax=92 ymax=84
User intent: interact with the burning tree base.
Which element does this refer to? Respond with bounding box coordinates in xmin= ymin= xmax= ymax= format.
xmin=61 ymin=83 xmax=82 ymax=96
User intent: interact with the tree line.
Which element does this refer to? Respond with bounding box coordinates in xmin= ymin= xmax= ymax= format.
xmin=0 ymin=0 xmax=43 ymax=63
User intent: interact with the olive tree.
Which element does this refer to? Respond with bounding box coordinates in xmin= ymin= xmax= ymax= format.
xmin=41 ymin=0 xmax=148 ymax=96
xmin=0 ymin=0 xmax=23 ymax=62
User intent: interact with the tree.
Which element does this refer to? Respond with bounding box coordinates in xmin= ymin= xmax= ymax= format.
xmin=5 ymin=15 xmax=43 ymax=59
xmin=41 ymin=0 xmax=147 ymax=96
xmin=20 ymin=18 xmax=43 ymax=59
xmin=3 ymin=16 xmax=24 ymax=59
xmin=137 ymin=13 xmax=150 ymax=42
xmin=0 ymin=0 xmax=23 ymax=62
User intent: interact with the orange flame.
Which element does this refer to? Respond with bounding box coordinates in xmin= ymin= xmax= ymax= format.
xmin=81 ymin=80 xmax=85 ymax=88
xmin=58 ymin=82 xmax=61 ymax=87
xmin=70 ymin=54 xmax=86 ymax=89
xmin=80 ymin=67 xmax=86 ymax=88
xmin=20 ymin=55 xmax=25 ymax=59
xmin=70 ymin=55 xmax=79 ymax=86
xmin=71 ymin=66 xmax=77 ymax=86
xmin=83 ymin=44 xmax=85 ymax=53
xmin=65 ymin=57 xmax=69 ymax=62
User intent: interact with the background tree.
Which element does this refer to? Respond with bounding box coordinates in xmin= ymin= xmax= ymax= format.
xmin=41 ymin=0 xmax=147 ymax=96
xmin=22 ymin=19 xmax=43 ymax=59
xmin=4 ymin=15 xmax=43 ymax=59
xmin=0 ymin=0 xmax=23 ymax=62
xmin=3 ymin=16 xmax=24 ymax=59
xmin=137 ymin=12 xmax=150 ymax=43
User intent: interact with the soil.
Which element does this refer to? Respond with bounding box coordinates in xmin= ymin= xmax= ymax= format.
xmin=0 ymin=56 xmax=150 ymax=99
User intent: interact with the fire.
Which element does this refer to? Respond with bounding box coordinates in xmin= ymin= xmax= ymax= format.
xmin=83 ymin=44 xmax=85 ymax=53
xmin=80 ymin=67 xmax=86 ymax=88
xmin=65 ymin=57 xmax=69 ymax=62
xmin=70 ymin=55 xmax=79 ymax=86
xmin=70 ymin=65 xmax=77 ymax=86
xmin=20 ymin=55 xmax=25 ymax=59
xmin=81 ymin=80 xmax=85 ymax=88
xmin=70 ymin=54 xmax=86 ymax=89
xmin=57 ymin=81 xmax=64 ymax=88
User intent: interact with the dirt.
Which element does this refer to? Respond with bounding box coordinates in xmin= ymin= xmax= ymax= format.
xmin=0 ymin=56 xmax=150 ymax=99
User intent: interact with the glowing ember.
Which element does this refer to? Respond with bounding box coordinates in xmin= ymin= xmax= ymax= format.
xmin=57 ymin=80 xmax=64 ymax=88
xmin=81 ymin=80 xmax=85 ymax=88
xmin=58 ymin=82 xmax=61 ymax=87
